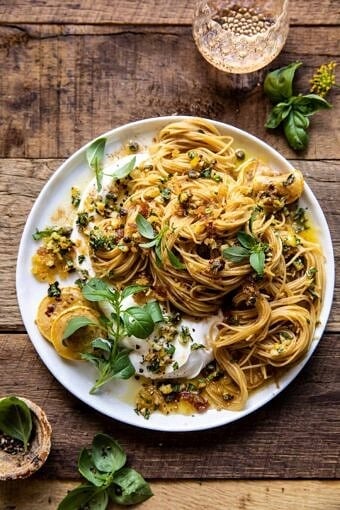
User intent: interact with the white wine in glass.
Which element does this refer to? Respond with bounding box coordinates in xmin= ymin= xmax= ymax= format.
xmin=192 ymin=0 xmax=289 ymax=74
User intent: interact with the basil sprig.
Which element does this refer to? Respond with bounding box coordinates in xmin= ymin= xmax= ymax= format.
xmin=0 ymin=397 xmax=33 ymax=451
xmin=86 ymin=137 xmax=107 ymax=192
xmin=223 ymin=231 xmax=267 ymax=277
xmin=264 ymin=62 xmax=332 ymax=150
xmin=69 ymin=278 xmax=163 ymax=394
xmin=58 ymin=433 xmax=152 ymax=509
xmin=136 ymin=213 xmax=185 ymax=269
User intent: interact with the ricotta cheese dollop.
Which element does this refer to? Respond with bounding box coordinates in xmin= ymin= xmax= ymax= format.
xmin=71 ymin=154 xmax=220 ymax=380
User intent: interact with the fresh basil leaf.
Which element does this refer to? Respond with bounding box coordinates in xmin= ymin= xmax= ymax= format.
xmin=86 ymin=491 xmax=109 ymax=510
xmin=86 ymin=348 xmax=134 ymax=394
xmin=122 ymin=307 xmax=154 ymax=338
xmin=136 ymin=214 xmax=155 ymax=240
xmin=0 ymin=397 xmax=32 ymax=451
xmin=107 ymin=156 xmax=136 ymax=180
xmin=57 ymin=484 xmax=98 ymax=510
xmin=291 ymin=94 xmax=332 ymax=116
xmin=81 ymin=351 xmax=104 ymax=369
xmin=237 ymin=231 xmax=256 ymax=250
xmin=222 ymin=246 xmax=250 ymax=262
xmin=121 ymin=285 xmax=148 ymax=300
xmin=62 ymin=316 xmax=98 ymax=340
xmin=92 ymin=338 xmax=112 ymax=352
xmin=154 ymin=243 xmax=162 ymax=264
xmin=139 ymin=239 xmax=158 ymax=248
xmin=109 ymin=467 xmax=153 ymax=506
xmin=86 ymin=137 xmax=107 ymax=192
xmin=283 ymin=110 xmax=309 ymax=151
xmin=91 ymin=434 xmax=126 ymax=474
xmin=264 ymin=61 xmax=302 ymax=103
xmin=82 ymin=278 xmax=117 ymax=302
xmin=249 ymin=250 xmax=265 ymax=276
xmin=110 ymin=348 xmax=135 ymax=380
xmin=265 ymin=101 xmax=292 ymax=128
xmin=78 ymin=448 xmax=109 ymax=487
xmin=167 ymin=248 xmax=185 ymax=269
xmin=144 ymin=301 xmax=163 ymax=324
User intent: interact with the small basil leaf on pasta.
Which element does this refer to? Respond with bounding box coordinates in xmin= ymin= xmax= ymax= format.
xmin=249 ymin=250 xmax=265 ymax=276
xmin=62 ymin=316 xmax=98 ymax=340
xmin=121 ymin=285 xmax=148 ymax=300
xmin=107 ymin=156 xmax=136 ymax=180
xmin=86 ymin=137 xmax=106 ymax=192
xmin=237 ymin=231 xmax=256 ymax=250
xmin=108 ymin=348 xmax=135 ymax=380
xmin=167 ymin=248 xmax=185 ymax=269
xmin=91 ymin=338 xmax=112 ymax=352
xmin=139 ymin=239 xmax=158 ymax=248
xmin=82 ymin=278 xmax=117 ymax=302
xmin=136 ymin=214 xmax=156 ymax=240
xmin=122 ymin=307 xmax=154 ymax=338
xmin=144 ymin=301 xmax=164 ymax=324
xmin=223 ymin=246 xmax=250 ymax=262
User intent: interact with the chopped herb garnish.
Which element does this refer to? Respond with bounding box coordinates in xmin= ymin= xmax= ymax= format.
xmin=47 ymin=281 xmax=61 ymax=298
xmin=32 ymin=226 xmax=71 ymax=241
xmin=161 ymin=188 xmax=171 ymax=203
xmin=71 ymin=186 xmax=81 ymax=208
xmin=179 ymin=326 xmax=193 ymax=345
xmin=76 ymin=212 xmax=91 ymax=230
xmin=191 ymin=343 xmax=205 ymax=351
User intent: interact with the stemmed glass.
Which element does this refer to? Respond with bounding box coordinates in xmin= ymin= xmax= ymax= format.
xmin=192 ymin=0 xmax=289 ymax=85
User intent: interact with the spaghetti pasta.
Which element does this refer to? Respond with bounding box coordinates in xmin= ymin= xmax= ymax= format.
xmin=33 ymin=117 xmax=324 ymax=414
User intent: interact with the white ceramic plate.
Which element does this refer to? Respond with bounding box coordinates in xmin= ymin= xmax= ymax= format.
xmin=16 ymin=116 xmax=334 ymax=432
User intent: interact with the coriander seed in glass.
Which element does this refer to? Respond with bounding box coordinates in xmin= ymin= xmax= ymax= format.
xmin=192 ymin=0 xmax=289 ymax=75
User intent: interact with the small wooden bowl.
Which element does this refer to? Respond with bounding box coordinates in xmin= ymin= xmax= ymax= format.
xmin=0 ymin=397 xmax=52 ymax=480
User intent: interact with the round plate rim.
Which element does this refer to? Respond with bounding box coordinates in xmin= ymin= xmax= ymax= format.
xmin=16 ymin=115 xmax=335 ymax=432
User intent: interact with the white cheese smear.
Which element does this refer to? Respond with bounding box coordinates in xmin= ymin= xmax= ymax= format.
xmin=71 ymin=153 xmax=221 ymax=381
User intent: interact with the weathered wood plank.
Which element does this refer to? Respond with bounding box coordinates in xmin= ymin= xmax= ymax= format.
xmin=1 ymin=479 xmax=340 ymax=510
xmin=0 ymin=333 xmax=339 ymax=479
xmin=0 ymin=158 xmax=338 ymax=332
xmin=0 ymin=25 xmax=338 ymax=160
xmin=0 ymin=0 xmax=338 ymax=26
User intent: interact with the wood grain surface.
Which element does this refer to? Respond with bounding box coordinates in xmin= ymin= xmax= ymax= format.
xmin=0 ymin=333 xmax=339 ymax=479
xmin=0 ymin=0 xmax=339 ymax=25
xmin=0 ymin=1 xmax=339 ymax=506
xmin=1 ymin=480 xmax=340 ymax=510
xmin=0 ymin=25 xmax=339 ymax=159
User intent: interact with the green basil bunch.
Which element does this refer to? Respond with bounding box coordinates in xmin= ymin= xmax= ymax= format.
xmin=65 ymin=278 xmax=163 ymax=394
xmin=264 ymin=62 xmax=332 ymax=150
xmin=58 ymin=434 xmax=153 ymax=509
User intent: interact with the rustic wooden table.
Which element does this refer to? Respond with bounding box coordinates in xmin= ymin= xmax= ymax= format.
xmin=0 ymin=1 xmax=339 ymax=509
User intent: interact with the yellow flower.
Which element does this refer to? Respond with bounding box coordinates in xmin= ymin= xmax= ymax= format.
xmin=310 ymin=61 xmax=337 ymax=97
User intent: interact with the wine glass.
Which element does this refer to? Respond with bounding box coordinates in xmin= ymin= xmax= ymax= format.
xmin=192 ymin=0 xmax=289 ymax=76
